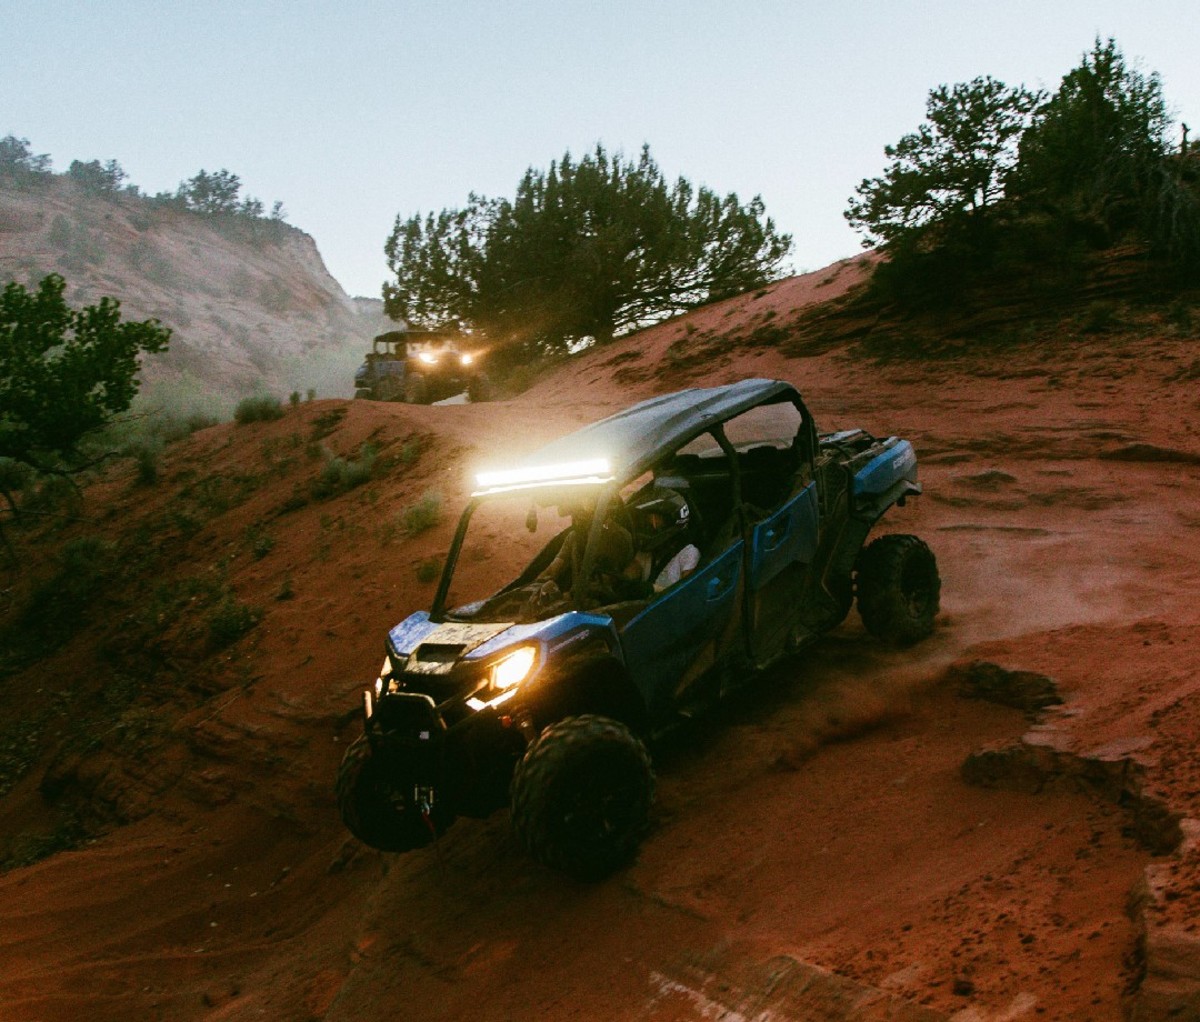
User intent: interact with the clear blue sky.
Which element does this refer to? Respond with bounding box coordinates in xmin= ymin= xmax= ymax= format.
xmin=4 ymin=1 xmax=1198 ymax=297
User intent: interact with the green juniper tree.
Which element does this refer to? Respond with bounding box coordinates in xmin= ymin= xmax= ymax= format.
xmin=847 ymin=39 xmax=1200 ymax=293
xmin=0 ymin=135 xmax=53 ymax=186
xmin=385 ymin=144 xmax=791 ymax=356
xmin=846 ymin=76 xmax=1042 ymax=255
xmin=66 ymin=158 xmax=128 ymax=196
xmin=1014 ymin=38 xmax=1170 ymax=226
xmin=0 ymin=273 xmax=171 ymax=485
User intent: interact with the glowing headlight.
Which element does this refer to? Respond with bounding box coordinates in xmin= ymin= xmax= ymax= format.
xmin=459 ymin=352 xmax=474 ymax=366
xmin=374 ymin=655 xmax=394 ymax=699
xmin=418 ymin=351 xmax=438 ymax=365
xmin=492 ymin=647 xmax=536 ymax=690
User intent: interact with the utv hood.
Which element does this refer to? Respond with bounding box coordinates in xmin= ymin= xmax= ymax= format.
xmin=388 ymin=614 xmax=514 ymax=675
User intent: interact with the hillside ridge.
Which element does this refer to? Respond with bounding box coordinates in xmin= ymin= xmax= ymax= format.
xmin=1 ymin=259 xmax=1199 ymax=1020
xmin=0 ymin=175 xmax=389 ymax=409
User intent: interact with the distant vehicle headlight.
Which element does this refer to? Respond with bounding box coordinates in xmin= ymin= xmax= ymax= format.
xmin=418 ymin=351 xmax=438 ymax=365
xmin=459 ymin=353 xmax=474 ymax=366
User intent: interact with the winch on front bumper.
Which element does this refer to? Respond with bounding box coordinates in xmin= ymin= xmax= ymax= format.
xmin=363 ymin=662 xmax=531 ymax=819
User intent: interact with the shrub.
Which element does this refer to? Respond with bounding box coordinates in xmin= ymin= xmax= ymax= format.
xmin=21 ymin=474 xmax=82 ymax=514
xmin=1167 ymin=300 xmax=1196 ymax=337
xmin=169 ymin=507 xmax=202 ymax=538
xmin=234 ymin=393 xmax=285 ymax=424
xmin=398 ymin=436 xmax=424 ymax=466
xmin=1078 ymin=300 xmax=1121 ymax=334
xmin=399 ymin=490 xmax=442 ymax=536
xmin=258 ymin=280 xmax=292 ymax=313
xmin=13 ymin=536 xmax=115 ymax=650
xmin=47 ymin=213 xmax=72 ymax=247
xmin=131 ymin=442 xmax=160 ymax=486
xmin=245 ymin=523 xmax=275 ymax=559
xmin=0 ymin=457 xmax=33 ymax=494
xmin=309 ymin=407 xmax=345 ymax=440
xmin=0 ymin=715 xmax=45 ymax=798
xmin=415 ymin=557 xmax=442 ymax=584
xmin=277 ymin=490 xmax=309 ymax=514
xmin=206 ymin=595 xmax=262 ymax=648
xmin=311 ymin=443 xmax=377 ymax=499
xmin=162 ymin=411 xmax=220 ymax=442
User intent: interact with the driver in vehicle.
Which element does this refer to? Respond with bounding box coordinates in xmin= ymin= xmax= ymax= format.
xmin=627 ymin=486 xmax=700 ymax=592
xmin=540 ymin=486 xmax=700 ymax=606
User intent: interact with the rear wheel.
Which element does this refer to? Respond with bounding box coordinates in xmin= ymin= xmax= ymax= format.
xmin=336 ymin=734 xmax=454 ymax=852
xmin=403 ymin=372 xmax=428 ymax=404
xmin=511 ymin=715 xmax=654 ymax=881
xmin=375 ymin=376 xmax=402 ymax=402
xmin=855 ymin=534 xmax=940 ymax=644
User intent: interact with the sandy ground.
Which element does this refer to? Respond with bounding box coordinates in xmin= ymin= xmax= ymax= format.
xmin=1 ymin=262 xmax=1199 ymax=1020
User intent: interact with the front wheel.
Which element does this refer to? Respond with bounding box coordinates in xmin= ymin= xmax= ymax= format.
xmin=510 ymin=715 xmax=654 ymax=881
xmin=466 ymin=373 xmax=493 ymax=403
xmin=855 ymin=534 xmax=941 ymax=644
xmin=335 ymin=734 xmax=454 ymax=852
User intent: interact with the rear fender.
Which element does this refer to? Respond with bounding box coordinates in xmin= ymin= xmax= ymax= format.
xmin=853 ymin=477 xmax=922 ymax=524
xmin=851 ymin=439 xmax=921 ymax=524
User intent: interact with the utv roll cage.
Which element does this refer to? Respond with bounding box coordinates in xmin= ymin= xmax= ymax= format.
xmin=430 ymin=379 xmax=817 ymax=621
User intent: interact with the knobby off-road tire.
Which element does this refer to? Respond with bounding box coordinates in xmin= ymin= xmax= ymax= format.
xmin=375 ymin=376 xmax=402 ymax=402
xmin=855 ymin=534 xmax=941 ymax=644
xmin=403 ymin=373 xmax=428 ymax=404
xmin=335 ymin=734 xmax=454 ymax=852
xmin=510 ymin=715 xmax=654 ymax=881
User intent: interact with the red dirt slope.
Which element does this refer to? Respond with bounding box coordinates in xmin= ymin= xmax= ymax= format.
xmin=1 ymin=261 xmax=1199 ymax=1021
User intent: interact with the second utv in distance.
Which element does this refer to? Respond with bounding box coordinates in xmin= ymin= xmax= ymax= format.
xmin=354 ymin=328 xmax=490 ymax=404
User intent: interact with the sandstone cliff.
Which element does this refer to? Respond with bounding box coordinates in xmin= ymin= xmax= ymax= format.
xmin=0 ymin=175 xmax=389 ymax=411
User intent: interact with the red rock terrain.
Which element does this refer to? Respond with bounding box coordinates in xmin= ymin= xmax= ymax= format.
xmin=1 ymin=260 xmax=1199 ymax=1020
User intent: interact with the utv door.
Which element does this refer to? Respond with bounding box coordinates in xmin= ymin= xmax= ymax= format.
xmin=619 ymin=540 xmax=744 ymax=719
xmin=719 ymin=399 xmax=820 ymax=666
xmin=747 ymin=482 xmax=819 ymax=664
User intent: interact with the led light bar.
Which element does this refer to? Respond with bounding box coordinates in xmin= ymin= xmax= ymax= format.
xmin=475 ymin=457 xmax=613 ymax=494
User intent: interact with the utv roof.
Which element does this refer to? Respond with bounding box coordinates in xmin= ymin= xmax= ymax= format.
xmin=476 ymin=378 xmax=804 ymax=494
xmin=374 ymin=327 xmax=460 ymax=343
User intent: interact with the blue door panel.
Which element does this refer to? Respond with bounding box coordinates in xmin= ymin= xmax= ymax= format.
xmin=620 ymin=542 xmax=743 ymax=713
xmin=749 ymin=483 xmax=818 ymax=590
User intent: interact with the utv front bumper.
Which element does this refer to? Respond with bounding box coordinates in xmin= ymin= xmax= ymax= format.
xmin=362 ymin=682 xmax=527 ymax=818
